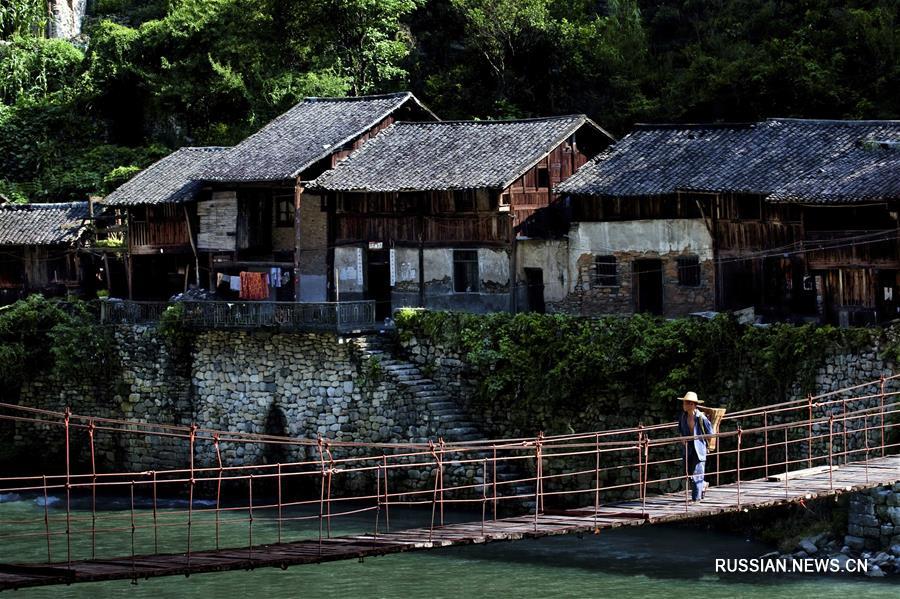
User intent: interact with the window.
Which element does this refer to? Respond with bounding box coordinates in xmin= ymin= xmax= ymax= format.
xmin=454 ymin=190 xmax=475 ymax=212
xmin=275 ymin=197 xmax=295 ymax=226
xmin=453 ymin=250 xmax=479 ymax=292
xmin=537 ymin=167 xmax=550 ymax=188
xmin=735 ymin=197 xmax=762 ymax=220
xmin=677 ymin=256 xmax=701 ymax=286
xmin=591 ymin=256 xmax=618 ymax=287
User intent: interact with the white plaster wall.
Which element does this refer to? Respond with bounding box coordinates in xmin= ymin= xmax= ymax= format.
xmin=478 ymin=248 xmax=509 ymax=285
xmin=570 ymin=220 xmax=713 ymax=260
xmin=517 ymin=240 xmax=569 ymax=302
xmin=567 ymin=219 xmax=713 ymax=293
xmin=423 ymin=249 xmax=453 ymax=283
xmin=334 ymin=246 xmax=364 ymax=294
xmin=394 ymin=247 xmax=420 ymax=284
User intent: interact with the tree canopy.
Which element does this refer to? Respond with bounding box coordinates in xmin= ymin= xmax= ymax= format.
xmin=1 ymin=0 xmax=898 ymax=202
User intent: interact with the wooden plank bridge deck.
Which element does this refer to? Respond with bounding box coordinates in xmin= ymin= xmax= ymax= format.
xmin=1 ymin=454 xmax=897 ymax=591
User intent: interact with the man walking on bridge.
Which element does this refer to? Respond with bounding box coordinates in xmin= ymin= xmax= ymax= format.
xmin=678 ymin=392 xmax=713 ymax=502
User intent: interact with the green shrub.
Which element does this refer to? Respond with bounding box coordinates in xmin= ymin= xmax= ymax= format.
xmin=0 ymin=295 xmax=115 ymax=390
xmin=396 ymin=311 xmax=877 ymax=435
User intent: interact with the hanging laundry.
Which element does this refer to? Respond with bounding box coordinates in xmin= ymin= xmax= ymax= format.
xmin=239 ymin=271 xmax=269 ymax=300
xmin=229 ymin=275 xmax=241 ymax=291
xmin=270 ymin=267 xmax=282 ymax=288
xmin=216 ymin=273 xmax=226 ymax=288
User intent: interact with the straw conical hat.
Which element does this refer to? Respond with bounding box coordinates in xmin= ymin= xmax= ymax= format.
xmin=677 ymin=391 xmax=703 ymax=404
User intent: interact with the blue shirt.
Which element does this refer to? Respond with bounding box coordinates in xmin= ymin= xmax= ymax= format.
xmin=678 ymin=409 xmax=713 ymax=462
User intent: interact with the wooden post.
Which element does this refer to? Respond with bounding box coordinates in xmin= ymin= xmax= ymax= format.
xmin=293 ymin=182 xmax=304 ymax=302
xmin=326 ymin=194 xmax=336 ymax=302
xmin=101 ymin=252 xmax=112 ymax=292
xmin=509 ymin=211 xmax=518 ymax=313
xmin=126 ymin=252 xmax=133 ymax=300
xmin=417 ymin=194 xmax=425 ymax=307
xmin=183 ymin=206 xmax=200 ymax=287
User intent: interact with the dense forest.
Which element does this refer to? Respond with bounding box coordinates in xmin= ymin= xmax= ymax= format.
xmin=0 ymin=0 xmax=897 ymax=203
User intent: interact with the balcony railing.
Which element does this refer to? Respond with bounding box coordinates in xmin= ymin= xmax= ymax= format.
xmin=99 ymin=299 xmax=377 ymax=333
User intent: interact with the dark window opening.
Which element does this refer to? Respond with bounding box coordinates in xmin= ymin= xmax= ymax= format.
xmin=454 ymin=190 xmax=475 ymax=212
xmin=275 ymin=197 xmax=295 ymax=226
xmin=736 ymin=197 xmax=762 ymax=220
xmin=453 ymin=250 xmax=479 ymax=292
xmin=592 ymin=255 xmax=618 ymax=287
xmin=537 ymin=167 xmax=550 ymax=188
xmin=677 ymin=256 xmax=701 ymax=286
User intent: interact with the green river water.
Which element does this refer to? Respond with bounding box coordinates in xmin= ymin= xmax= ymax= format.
xmin=0 ymin=493 xmax=896 ymax=598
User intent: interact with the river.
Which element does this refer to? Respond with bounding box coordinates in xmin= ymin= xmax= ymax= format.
xmin=0 ymin=493 xmax=895 ymax=598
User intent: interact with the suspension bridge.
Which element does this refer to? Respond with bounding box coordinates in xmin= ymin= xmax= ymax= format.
xmin=0 ymin=375 xmax=897 ymax=590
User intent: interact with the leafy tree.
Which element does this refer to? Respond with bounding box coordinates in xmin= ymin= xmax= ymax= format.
xmin=0 ymin=0 xmax=46 ymax=39
xmin=0 ymin=0 xmax=898 ymax=203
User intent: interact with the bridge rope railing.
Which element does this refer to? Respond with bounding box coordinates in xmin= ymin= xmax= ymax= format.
xmin=0 ymin=375 xmax=897 ymax=570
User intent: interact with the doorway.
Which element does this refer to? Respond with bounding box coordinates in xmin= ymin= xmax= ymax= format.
xmin=877 ymin=269 xmax=898 ymax=322
xmin=633 ymin=259 xmax=663 ymax=315
xmin=366 ymin=249 xmax=391 ymax=321
xmin=524 ymin=267 xmax=545 ymax=313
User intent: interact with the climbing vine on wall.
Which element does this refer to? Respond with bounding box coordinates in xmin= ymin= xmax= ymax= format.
xmin=394 ymin=309 xmax=876 ymax=435
xmin=0 ymin=295 xmax=117 ymax=395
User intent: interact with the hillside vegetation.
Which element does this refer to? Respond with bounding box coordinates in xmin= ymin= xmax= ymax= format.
xmin=1 ymin=0 xmax=898 ymax=202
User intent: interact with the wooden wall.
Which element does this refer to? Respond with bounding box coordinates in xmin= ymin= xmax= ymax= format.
xmin=503 ymin=139 xmax=589 ymax=227
xmin=128 ymin=204 xmax=192 ymax=254
xmin=333 ymin=190 xmax=510 ymax=245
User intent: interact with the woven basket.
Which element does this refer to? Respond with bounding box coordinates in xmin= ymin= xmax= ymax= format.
xmin=699 ymin=406 xmax=726 ymax=452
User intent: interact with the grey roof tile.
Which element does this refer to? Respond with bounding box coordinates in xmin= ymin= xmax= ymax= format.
xmin=312 ymin=116 xmax=601 ymax=192
xmin=103 ymin=147 xmax=228 ymax=206
xmin=204 ymin=92 xmax=432 ymax=182
xmin=768 ymin=142 xmax=900 ymax=204
xmin=558 ymin=118 xmax=900 ymax=198
xmin=0 ymin=202 xmax=90 ymax=245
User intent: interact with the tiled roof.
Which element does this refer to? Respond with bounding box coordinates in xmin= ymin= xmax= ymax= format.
xmin=557 ymin=118 xmax=900 ymax=198
xmin=768 ymin=142 xmax=900 ymax=204
xmin=103 ymin=147 xmax=228 ymax=206
xmin=204 ymin=92 xmax=434 ymax=182
xmin=0 ymin=202 xmax=90 ymax=245
xmin=312 ymin=116 xmax=605 ymax=192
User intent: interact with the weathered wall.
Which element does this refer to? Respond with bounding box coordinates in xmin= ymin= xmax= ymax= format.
xmin=338 ymin=245 xmax=513 ymax=312
xmin=550 ymin=220 xmax=716 ymax=316
xmin=516 ymin=239 xmax=570 ymax=303
xmin=298 ymin=192 xmax=327 ymax=301
xmin=6 ymin=326 xmax=487 ymax=494
xmin=334 ymin=246 xmax=364 ymax=297
xmin=846 ymin=484 xmax=900 ymax=553
xmin=13 ymin=326 xmax=193 ymax=473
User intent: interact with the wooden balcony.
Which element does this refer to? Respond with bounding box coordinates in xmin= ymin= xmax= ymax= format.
xmin=129 ymin=220 xmax=191 ymax=254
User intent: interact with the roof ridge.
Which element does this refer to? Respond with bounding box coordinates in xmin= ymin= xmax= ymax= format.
xmin=633 ymin=122 xmax=757 ymax=130
xmin=179 ymin=146 xmax=230 ymax=152
xmin=767 ymin=117 xmax=900 ymax=125
xmin=0 ymin=201 xmax=88 ymax=209
xmin=303 ymin=91 xmax=412 ymax=103
xmin=394 ymin=114 xmax=585 ymax=126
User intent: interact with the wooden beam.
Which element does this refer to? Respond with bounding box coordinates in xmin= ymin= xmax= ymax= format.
xmin=417 ymin=203 xmax=425 ymax=307
xmin=183 ymin=206 xmax=200 ymax=287
xmin=125 ymin=253 xmax=133 ymax=300
xmin=293 ymin=182 xmax=304 ymax=302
